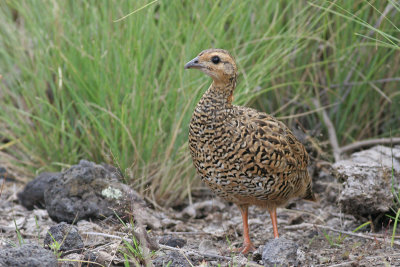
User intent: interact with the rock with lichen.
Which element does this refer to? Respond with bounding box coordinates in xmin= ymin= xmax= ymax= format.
xmin=43 ymin=160 xmax=144 ymax=223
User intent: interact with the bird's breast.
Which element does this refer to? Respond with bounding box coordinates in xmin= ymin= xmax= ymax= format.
xmin=189 ymin=107 xmax=235 ymax=171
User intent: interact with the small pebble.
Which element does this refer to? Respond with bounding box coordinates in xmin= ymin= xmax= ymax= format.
xmin=262 ymin=238 xmax=300 ymax=266
xmin=44 ymin=222 xmax=84 ymax=254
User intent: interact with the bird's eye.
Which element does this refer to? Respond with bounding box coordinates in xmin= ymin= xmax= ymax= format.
xmin=211 ymin=56 xmax=220 ymax=64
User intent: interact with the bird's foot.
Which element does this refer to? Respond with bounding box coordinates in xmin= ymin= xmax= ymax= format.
xmin=232 ymin=243 xmax=256 ymax=254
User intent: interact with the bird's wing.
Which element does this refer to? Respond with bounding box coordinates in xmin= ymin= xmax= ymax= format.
xmin=226 ymin=106 xmax=309 ymax=176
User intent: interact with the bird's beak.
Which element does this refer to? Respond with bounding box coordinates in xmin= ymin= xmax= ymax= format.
xmin=184 ymin=56 xmax=202 ymax=69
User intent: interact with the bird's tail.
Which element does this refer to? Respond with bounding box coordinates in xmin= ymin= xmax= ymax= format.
xmin=302 ymin=184 xmax=318 ymax=202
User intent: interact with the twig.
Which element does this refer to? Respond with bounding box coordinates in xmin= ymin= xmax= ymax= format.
xmin=163 ymin=231 xmax=211 ymax=235
xmin=283 ymin=223 xmax=400 ymax=246
xmin=312 ymin=98 xmax=341 ymax=162
xmin=321 ymin=261 xmax=354 ymax=267
xmin=312 ymin=99 xmax=400 ymax=158
xmin=340 ymin=137 xmax=400 ymax=154
xmin=161 ymin=243 xmax=262 ymax=266
xmin=83 ymin=232 xmax=233 ymax=261
xmin=369 ymin=232 xmax=400 ymax=239
xmin=83 ymin=232 xmax=131 ymax=242
xmin=158 ymin=244 xmax=232 ymax=261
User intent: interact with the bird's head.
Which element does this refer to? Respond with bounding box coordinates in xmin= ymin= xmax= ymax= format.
xmin=184 ymin=49 xmax=237 ymax=87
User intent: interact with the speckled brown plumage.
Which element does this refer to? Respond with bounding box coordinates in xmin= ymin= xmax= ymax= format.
xmin=185 ymin=49 xmax=316 ymax=254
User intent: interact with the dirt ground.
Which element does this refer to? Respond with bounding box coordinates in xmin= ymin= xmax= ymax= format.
xmin=1 ymin=165 xmax=399 ymax=267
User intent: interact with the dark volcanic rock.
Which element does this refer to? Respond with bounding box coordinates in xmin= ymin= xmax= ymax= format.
xmin=44 ymin=160 xmax=144 ymax=223
xmin=44 ymin=222 xmax=84 ymax=254
xmin=262 ymin=238 xmax=300 ymax=267
xmin=0 ymin=243 xmax=57 ymax=267
xmin=83 ymin=251 xmax=99 ymax=266
xmin=18 ymin=172 xmax=60 ymax=209
xmin=159 ymin=235 xmax=186 ymax=248
xmin=333 ymin=145 xmax=400 ymax=219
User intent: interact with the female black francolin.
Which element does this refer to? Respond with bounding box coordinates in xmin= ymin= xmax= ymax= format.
xmin=185 ymin=49 xmax=316 ymax=254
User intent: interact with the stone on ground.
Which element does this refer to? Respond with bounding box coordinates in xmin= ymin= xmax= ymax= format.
xmin=18 ymin=172 xmax=60 ymax=210
xmin=43 ymin=160 xmax=144 ymax=223
xmin=0 ymin=243 xmax=57 ymax=267
xmin=159 ymin=235 xmax=186 ymax=248
xmin=262 ymin=238 xmax=300 ymax=267
xmin=44 ymin=222 xmax=84 ymax=255
xmin=333 ymin=145 xmax=400 ymax=218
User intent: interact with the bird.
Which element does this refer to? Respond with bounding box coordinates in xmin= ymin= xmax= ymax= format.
xmin=184 ymin=49 xmax=316 ymax=254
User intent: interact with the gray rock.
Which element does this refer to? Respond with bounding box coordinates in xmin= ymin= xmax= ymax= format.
xmin=152 ymin=251 xmax=191 ymax=267
xmin=18 ymin=172 xmax=60 ymax=210
xmin=44 ymin=222 xmax=84 ymax=255
xmin=159 ymin=235 xmax=186 ymax=248
xmin=333 ymin=145 xmax=400 ymax=218
xmin=44 ymin=160 xmax=144 ymax=223
xmin=0 ymin=243 xmax=57 ymax=267
xmin=262 ymin=238 xmax=299 ymax=267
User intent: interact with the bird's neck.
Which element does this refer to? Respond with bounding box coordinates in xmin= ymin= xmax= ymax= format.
xmin=201 ymin=75 xmax=237 ymax=108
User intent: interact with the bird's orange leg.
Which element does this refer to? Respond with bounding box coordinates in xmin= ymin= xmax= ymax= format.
xmin=234 ymin=205 xmax=256 ymax=254
xmin=269 ymin=207 xmax=279 ymax=239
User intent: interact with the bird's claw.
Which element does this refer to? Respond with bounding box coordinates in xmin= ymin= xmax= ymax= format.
xmin=233 ymin=243 xmax=256 ymax=254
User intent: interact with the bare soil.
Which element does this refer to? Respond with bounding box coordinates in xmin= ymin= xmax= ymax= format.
xmin=1 ymin=166 xmax=399 ymax=267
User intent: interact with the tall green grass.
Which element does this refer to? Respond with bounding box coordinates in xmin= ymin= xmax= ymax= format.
xmin=0 ymin=0 xmax=399 ymax=205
